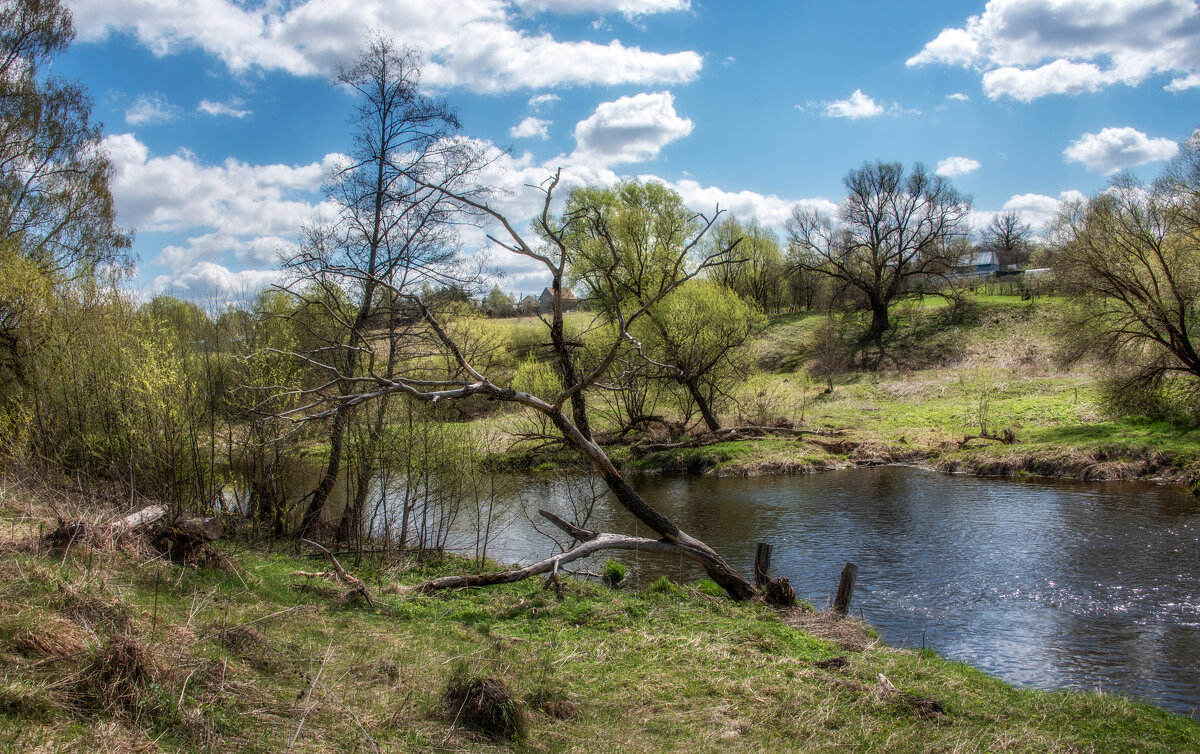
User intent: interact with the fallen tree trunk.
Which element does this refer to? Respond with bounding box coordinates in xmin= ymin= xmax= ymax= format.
xmin=413 ymin=511 xmax=720 ymax=594
xmin=49 ymin=504 xmax=169 ymax=547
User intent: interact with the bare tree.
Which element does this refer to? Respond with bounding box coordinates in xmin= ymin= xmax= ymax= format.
xmin=786 ymin=161 xmax=972 ymax=343
xmin=982 ymin=209 xmax=1034 ymax=270
xmin=282 ymin=170 xmax=757 ymax=600
xmin=279 ymin=34 xmax=484 ymax=539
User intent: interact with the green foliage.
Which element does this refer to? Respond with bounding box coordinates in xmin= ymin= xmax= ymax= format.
xmin=647 ymin=575 xmax=680 ymax=595
xmin=600 ymin=559 xmax=627 ymax=588
xmin=512 ymin=356 xmax=563 ymax=402
xmin=1052 ymin=137 xmax=1200 ymax=419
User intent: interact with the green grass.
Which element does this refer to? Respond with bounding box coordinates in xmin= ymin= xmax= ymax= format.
xmin=0 ymin=484 xmax=1196 ymax=754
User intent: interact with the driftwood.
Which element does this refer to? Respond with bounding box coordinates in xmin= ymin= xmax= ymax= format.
xmin=412 ymin=510 xmax=714 ymax=594
xmin=958 ymin=429 xmax=1018 ymax=448
xmin=298 ymin=539 xmax=374 ymax=607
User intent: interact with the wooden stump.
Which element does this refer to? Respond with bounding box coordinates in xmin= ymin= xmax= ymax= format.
xmin=764 ymin=576 xmax=796 ymax=607
xmin=833 ymin=562 xmax=858 ymax=615
xmin=754 ymin=542 xmax=773 ymax=588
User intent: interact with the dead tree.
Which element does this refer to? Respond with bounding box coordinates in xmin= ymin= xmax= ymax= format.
xmin=280 ymin=170 xmax=756 ymax=600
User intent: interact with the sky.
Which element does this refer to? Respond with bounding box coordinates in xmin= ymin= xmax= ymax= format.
xmin=52 ymin=0 xmax=1200 ymax=301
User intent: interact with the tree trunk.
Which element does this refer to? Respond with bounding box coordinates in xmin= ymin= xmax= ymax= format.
xmin=299 ymin=407 xmax=346 ymax=537
xmin=867 ymin=300 xmax=889 ymax=343
xmin=548 ymin=410 xmax=755 ymax=600
xmin=685 ymin=378 xmax=721 ymax=432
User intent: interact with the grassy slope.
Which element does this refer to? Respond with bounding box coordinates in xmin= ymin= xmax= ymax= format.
xmin=0 ymin=487 xmax=1197 ymax=753
xmin=630 ymin=295 xmax=1200 ymax=483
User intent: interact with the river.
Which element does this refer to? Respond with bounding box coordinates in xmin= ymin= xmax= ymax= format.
xmin=475 ymin=467 xmax=1199 ymax=718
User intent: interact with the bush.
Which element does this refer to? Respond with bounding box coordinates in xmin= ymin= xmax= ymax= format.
xmin=647 ymin=576 xmax=679 ymax=595
xmin=600 ymin=559 xmax=626 ymax=588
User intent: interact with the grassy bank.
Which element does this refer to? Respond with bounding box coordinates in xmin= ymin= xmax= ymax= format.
xmin=494 ymin=296 xmax=1200 ymax=487
xmin=0 ymin=483 xmax=1196 ymax=752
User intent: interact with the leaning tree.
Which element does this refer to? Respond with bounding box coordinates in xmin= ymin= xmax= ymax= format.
xmin=281 ymin=160 xmax=758 ymax=598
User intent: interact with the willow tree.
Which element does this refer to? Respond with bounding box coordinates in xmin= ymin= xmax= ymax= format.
xmin=0 ymin=0 xmax=131 ymax=389
xmin=285 ymin=169 xmax=757 ymax=599
xmin=1052 ymin=133 xmax=1200 ymax=412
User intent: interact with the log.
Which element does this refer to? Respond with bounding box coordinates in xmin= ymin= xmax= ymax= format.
xmin=754 ymin=542 xmax=772 ymax=588
xmin=411 ymin=512 xmax=690 ymax=594
xmin=114 ymin=504 xmax=168 ymax=533
xmin=48 ymin=504 xmax=169 ymax=547
xmin=833 ymin=562 xmax=858 ymax=615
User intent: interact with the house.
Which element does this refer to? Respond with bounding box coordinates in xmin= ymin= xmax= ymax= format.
xmin=538 ymin=287 xmax=578 ymax=313
xmin=958 ymin=251 xmax=998 ymax=278
xmin=517 ymin=295 xmax=540 ymax=315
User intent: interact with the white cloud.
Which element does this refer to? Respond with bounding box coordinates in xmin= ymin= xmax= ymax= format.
xmin=152 ymin=262 xmax=283 ymax=300
xmin=936 ymin=156 xmax=981 ymax=177
xmin=571 ymin=91 xmax=693 ymax=167
xmin=822 ymin=89 xmax=883 ymax=119
xmin=908 ymin=0 xmax=1200 ymax=100
xmin=103 ymin=133 xmax=339 ymax=236
xmin=663 ymin=178 xmax=835 ymax=229
xmin=1063 ymin=127 xmax=1179 ymax=174
xmin=946 ymin=92 xmax=969 ymax=102
xmin=510 ymin=116 xmax=551 ymax=140
xmin=157 ymin=233 xmax=297 ymax=269
xmin=527 ymin=93 xmax=560 ymax=110
xmin=70 ymin=0 xmax=701 ymax=93
xmin=983 ymin=60 xmax=1116 ymax=101
xmin=125 ymin=92 xmax=179 ymax=125
xmin=198 ymin=98 xmax=252 ymax=118
xmin=998 ymin=189 xmax=1087 ymax=228
xmin=512 ymin=0 xmax=689 ymax=15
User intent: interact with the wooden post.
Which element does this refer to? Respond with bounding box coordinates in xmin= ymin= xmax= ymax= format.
xmin=754 ymin=542 xmax=772 ymax=588
xmin=833 ymin=562 xmax=858 ymax=615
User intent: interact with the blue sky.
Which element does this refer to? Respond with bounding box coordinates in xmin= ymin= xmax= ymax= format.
xmin=54 ymin=0 xmax=1200 ymax=300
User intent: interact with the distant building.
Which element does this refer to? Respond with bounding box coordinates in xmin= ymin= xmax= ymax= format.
xmin=539 ymin=287 xmax=578 ymax=313
xmin=517 ymin=295 xmax=540 ymax=315
xmin=958 ymin=251 xmax=999 ymax=277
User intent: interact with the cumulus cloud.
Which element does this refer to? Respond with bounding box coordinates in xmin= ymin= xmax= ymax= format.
xmin=510 ymin=116 xmax=551 ymax=140
xmin=822 ymin=89 xmax=884 ymax=119
xmin=997 ymin=189 xmax=1087 ymax=228
xmin=125 ymin=93 xmax=179 ymax=125
xmin=198 ymin=98 xmax=252 ymax=118
xmin=936 ymin=156 xmax=981 ymax=177
xmin=907 ymin=0 xmax=1200 ymax=100
xmin=103 ymin=133 xmax=338 ymax=236
xmin=983 ymin=60 xmax=1116 ymax=101
xmin=512 ymin=0 xmax=689 ymax=16
xmin=70 ymin=0 xmax=701 ymax=93
xmin=946 ymin=92 xmax=969 ymax=102
xmin=527 ymin=93 xmax=560 ymax=110
xmin=152 ymin=262 xmax=283 ymax=299
xmin=1062 ymin=127 xmax=1179 ymax=174
xmin=571 ymin=91 xmax=693 ymax=167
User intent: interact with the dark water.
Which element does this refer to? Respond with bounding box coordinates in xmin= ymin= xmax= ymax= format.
xmin=485 ymin=467 xmax=1200 ymax=717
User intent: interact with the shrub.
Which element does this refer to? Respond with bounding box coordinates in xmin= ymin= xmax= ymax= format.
xmin=601 ymin=559 xmax=626 ymax=588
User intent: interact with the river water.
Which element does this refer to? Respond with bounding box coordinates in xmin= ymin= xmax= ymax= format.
xmin=475 ymin=467 xmax=1200 ymax=717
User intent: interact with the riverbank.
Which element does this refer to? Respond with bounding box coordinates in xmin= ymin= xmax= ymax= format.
xmin=490 ymin=296 xmax=1200 ymax=490
xmin=0 ymin=481 xmax=1196 ymax=752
